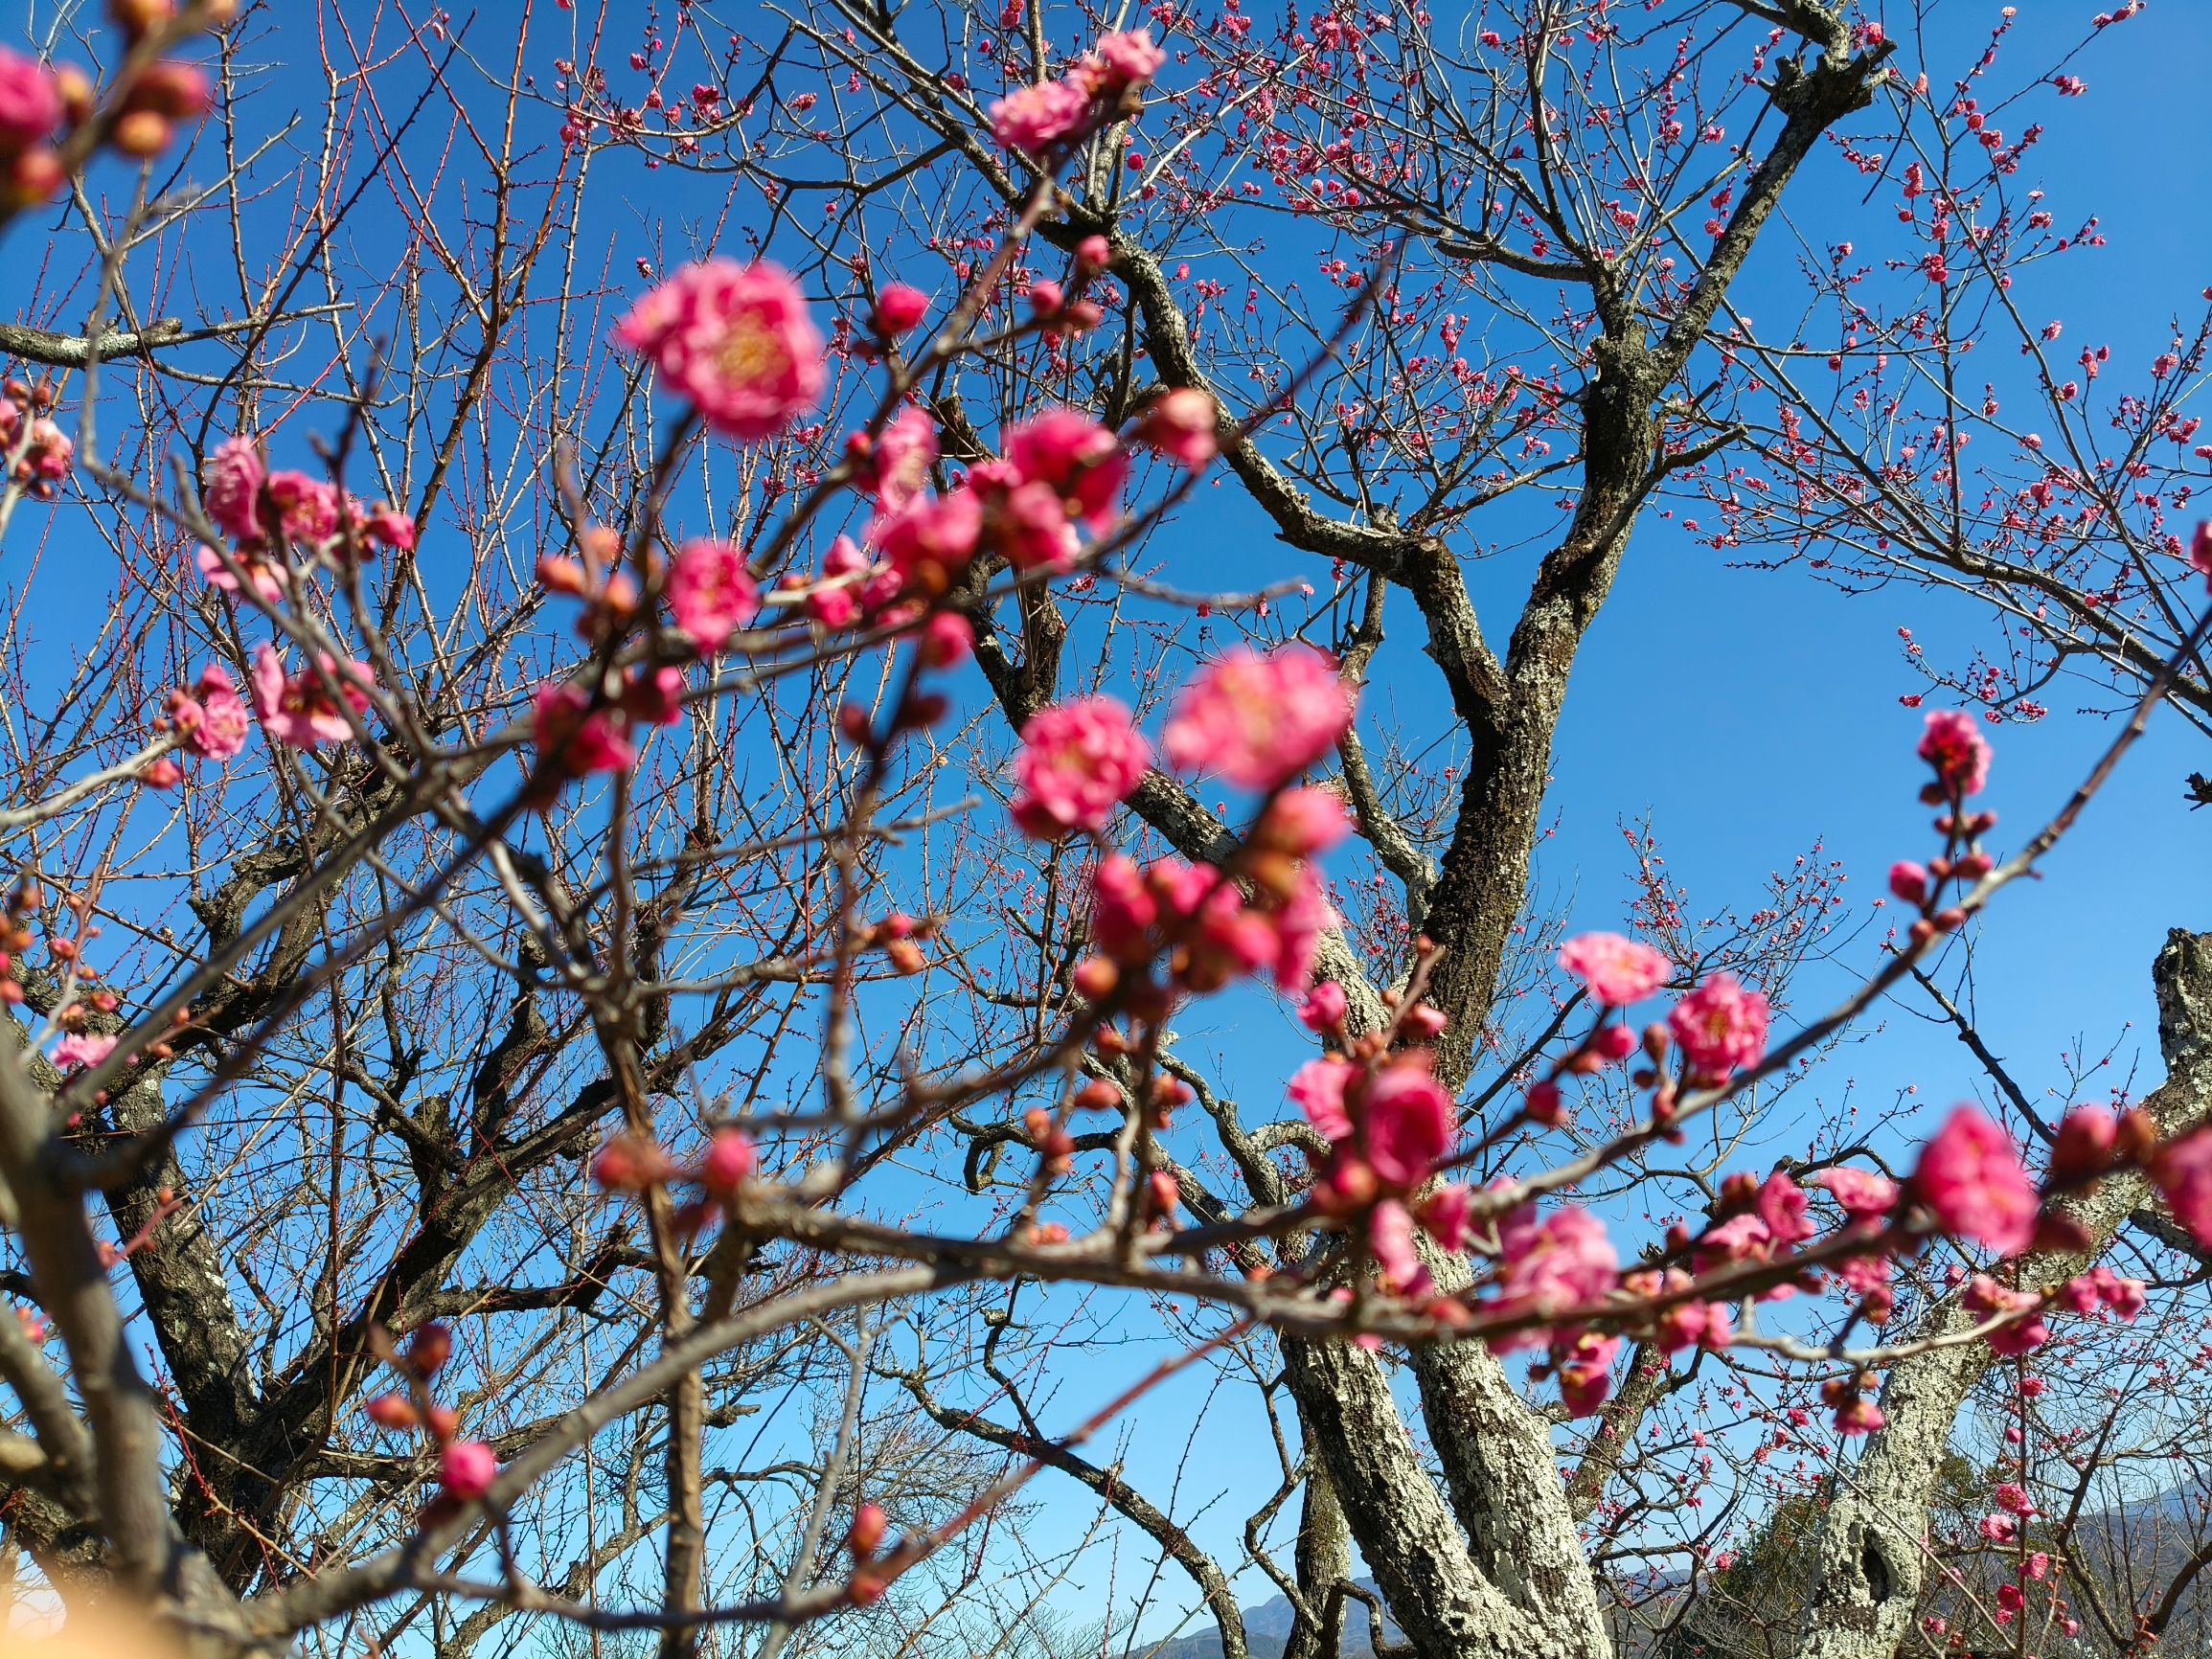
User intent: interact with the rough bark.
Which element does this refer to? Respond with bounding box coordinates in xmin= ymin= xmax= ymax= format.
xmin=1794 ymin=928 xmax=2212 ymax=1659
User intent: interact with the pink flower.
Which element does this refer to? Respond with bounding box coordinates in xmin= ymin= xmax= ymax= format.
xmin=1834 ymin=1394 xmax=1885 ymax=1435
xmin=1694 ymin=1212 xmax=1772 ymax=1273
xmin=1917 ymin=709 xmax=1992 ymax=796
xmin=989 ymin=77 xmax=1091 ymax=152
xmin=195 ymin=543 xmax=285 ymax=603
xmin=439 ymin=1440 xmax=499 ymax=1501
xmin=2152 ymin=1126 xmax=2212 ymax=1245
xmin=1423 ymin=1183 xmax=1473 ymax=1252
xmin=1089 ymin=853 xmax=1157 ymax=960
xmin=1667 ymin=974 xmax=1769 ymax=1081
xmin=621 ymin=665 xmax=688 ymax=725
xmin=251 ymin=645 xmax=373 ymax=748
xmin=0 ymin=51 xmax=57 ymax=148
xmin=1555 ymin=1330 xmax=1620 ymax=1416
xmin=1161 ymin=645 xmax=1354 ymax=787
xmin=1887 ymin=860 xmax=1929 ymax=905
xmin=699 ymin=1128 xmax=755 ymax=1194
xmin=1254 ymin=786 xmax=1351 ymax=856
xmin=920 ymin=611 xmax=973 ymax=668
xmin=1913 ymin=1105 xmax=2038 ymax=1255
xmin=992 ymin=478 xmax=1081 ymax=570
xmin=1361 ymin=1060 xmax=1453 ymax=1188
xmin=613 ymin=260 xmax=826 ymax=441
xmin=1264 ymin=865 xmax=1335 ymax=992
xmin=263 ymin=471 xmax=343 ymax=545
xmin=1010 ymin=695 xmax=1152 ymax=838
xmin=1497 ymin=1204 xmax=1618 ymax=1314
xmin=860 ymin=406 xmax=938 ymax=512
xmin=202 ymin=435 xmax=266 ymax=543
xmin=1368 ymin=1198 xmax=1427 ymax=1293
xmin=1757 ymin=1170 xmax=1815 ymax=1245
xmin=876 ymin=489 xmax=983 ymax=586
xmin=1557 ymin=932 xmax=1671 ymax=1006
xmin=533 ymin=683 xmax=636 ymax=779
xmin=1138 ymin=388 xmax=1220 ymax=467
xmin=1288 ymin=1057 xmax=1354 ymax=1142
xmin=873 ymin=284 xmax=930 ymax=334
xmin=1978 ymin=1512 xmax=2018 ymax=1543
xmin=1004 ymin=409 xmax=1128 ymax=532
xmin=364 ymin=508 xmax=417 ymax=550
xmin=1298 ymin=980 xmax=1347 ymax=1032
xmin=666 ymin=539 xmax=759 ymax=648
xmin=1651 ymin=1276 xmax=1732 ymax=1352
xmin=54 ymin=1034 xmax=116 ymax=1071
xmin=1086 ymin=29 xmax=1166 ymax=91
xmin=2191 ymin=520 xmax=2212 ymax=589
xmin=1811 ymin=1167 xmax=1899 ymax=1216
xmin=184 ymin=664 xmax=249 ymax=760
xmin=1963 ymin=1273 xmax=2048 ymax=1355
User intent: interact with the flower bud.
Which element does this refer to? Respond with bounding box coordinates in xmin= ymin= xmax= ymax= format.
xmin=1072 ymin=1078 xmax=1122 ymax=1110
xmin=364 ymin=1392 xmax=420 ymax=1430
xmin=849 ymin=1501 xmax=889 ymax=1557
xmin=1886 ymin=860 xmax=1928 ymax=905
xmin=918 ymin=610 xmax=972 ymax=668
xmin=109 ymin=109 xmax=173 ymax=157
xmin=699 ymin=1128 xmax=755 ymax=1195
xmin=408 ymin=1323 xmax=452 ymax=1375
xmin=53 ymin=66 xmax=92 ymax=125
xmin=1299 ymin=981 xmax=1347 ymax=1032
xmin=1592 ymin=1022 xmax=1638 ymax=1061
xmin=1071 ymin=957 xmax=1119 ymax=1000
xmin=1524 ymin=1079 xmax=1564 ymax=1126
xmin=127 ymin=61 xmax=211 ymax=121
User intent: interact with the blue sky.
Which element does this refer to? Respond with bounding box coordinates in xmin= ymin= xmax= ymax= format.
xmin=6 ymin=0 xmax=2209 ymax=1646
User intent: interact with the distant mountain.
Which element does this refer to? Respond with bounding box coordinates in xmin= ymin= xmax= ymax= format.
xmin=1127 ymin=1579 xmax=1397 ymax=1659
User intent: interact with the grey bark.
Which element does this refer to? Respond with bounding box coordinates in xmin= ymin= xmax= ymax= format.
xmin=1794 ymin=928 xmax=2212 ymax=1659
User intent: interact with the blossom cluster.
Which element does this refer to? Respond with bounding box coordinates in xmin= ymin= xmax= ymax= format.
xmin=0 ymin=378 xmax=72 ymax=501
xmin=987 ymin=31 xmax=1164 ymax=155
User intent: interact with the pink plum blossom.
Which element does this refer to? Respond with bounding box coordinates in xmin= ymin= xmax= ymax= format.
xmin=1004 ymin=409 xmax=1128 ymax=531
xmin=2153 ymin=1126 xmax=2212 ymax=1246
xmin=1288 ymin=1057 xmax=1354 ymax=1142
xmin=195 ymin=544 xmax=286 ymax=604
xmin=1299 ymin=980 xmax=1348 ymax=1032
xmin=1811 ymin=1167 xmax=1899 ymax=1216
xmin=1918 ymin=709 xmax=1992 ymax=796
xmin=439 ymin=1440 xmax=498 ymax=1500
xmin=1368 ymin=1198 xmax=1427 ymax=1292
xmin=1254 ymin=787 xmax=1351 ymax=856
xmin=1361 ymin=1061 xmax=1453 ymax=1189
xmin=1914 ymin=1105 xmax=2038 ymax=1255
xmin=1667 ymin=974 xmax=1769 ymax=1081
xmin=183 ymin=664 xmax=250 ymax=760
xmin=1161 ymin=645 xmax=1354 ymax=787
xmin=614 ymin=260 xmax=826 ymax=441
xmin=532 ymin=684 xmax=637 ymax=778
xmin=1009 ymin=695 xmax=1152 ymax=838
xmin=989 ymin=78 xmax=1091 ymax=152
xmin=861 ymin=406 xmax=939 ymax=512
xmin=53 ymin=1033 xmax=115 ymax=1070
xmin=1556 ymin=1330 xmax=1620 ymax=1415
xmin=1757 ymin=1170 xmax=1815 ymax=1245
xmin=202 ymin=435 xmax=266 ymax=542
xmin=873 ymin=284 xmax=930 ymax=334
xmin=1423 ymin=1183 xmax=1473 ymax=1252
xmin=1557 ymin=932 xmax=1670 ymax=1005
xmin=666 ymin=539 xmax=760 ymax=648
xmin=251 ymin=645 xmax=373 ymax=748
xmin=1496 ymin=1204 xmax=1618 ymax=1317
xmin=1138 ymin=388 xmax=1220 ymax=467
xmin=0 ymin=51 xmax=59 ymax=148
